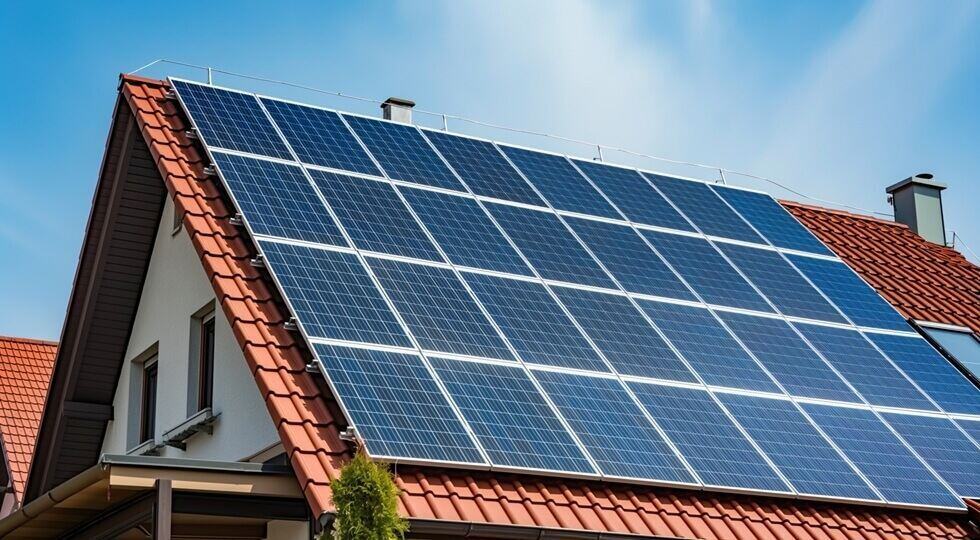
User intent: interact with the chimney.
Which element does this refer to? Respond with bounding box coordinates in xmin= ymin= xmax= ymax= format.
xmin=885 ymin=173 xmax=947 ymax=245
xmin=381 ymin=97 xmax=415 ymax=124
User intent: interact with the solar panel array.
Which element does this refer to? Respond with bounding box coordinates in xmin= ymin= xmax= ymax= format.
xmin=172 ymin=79 xmax=980 ymax=511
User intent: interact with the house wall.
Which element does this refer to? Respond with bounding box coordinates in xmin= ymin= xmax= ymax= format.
xmin=100 ymin=197 xmax=280 ymax=461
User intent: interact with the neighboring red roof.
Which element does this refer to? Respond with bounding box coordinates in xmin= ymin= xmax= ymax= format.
xmin=0 ymin=336 xmax=56 ymax=504
xmin=784 ymin=201 xmax=980 ymax=334
xmin=120 ymin=75 xmax=977 ymax=539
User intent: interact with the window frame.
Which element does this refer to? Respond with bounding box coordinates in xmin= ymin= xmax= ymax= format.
xmin=198 ymin=314 xmax=216 ymax=411
xmin=139 ymin=358 xmax=159 ymax=444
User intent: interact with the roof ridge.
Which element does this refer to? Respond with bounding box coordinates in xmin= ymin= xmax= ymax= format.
xmin=0 ymin=335 xmax=58 ymax=347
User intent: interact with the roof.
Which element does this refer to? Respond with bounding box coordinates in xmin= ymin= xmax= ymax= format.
xmin=112 ymin=75 xmax=980 ymax=539
xmin=783 ymin=201 xmax=980 ymax=334
xmin=0 ymin=336 xmax=56 ymax=504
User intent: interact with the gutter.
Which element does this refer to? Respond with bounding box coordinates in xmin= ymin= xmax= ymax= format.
xmin=318 ymin=513 xmax=684 ymax=540
xmin=0 ymin=463 xmax=106 ymax=536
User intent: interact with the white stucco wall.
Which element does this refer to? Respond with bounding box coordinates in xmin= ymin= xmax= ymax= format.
xmin=100 ymin=197 xmax=280 ymax=460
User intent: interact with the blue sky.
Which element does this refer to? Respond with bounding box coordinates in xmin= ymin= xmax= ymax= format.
xmin=1 ymin=1 xmax=978 ymax=340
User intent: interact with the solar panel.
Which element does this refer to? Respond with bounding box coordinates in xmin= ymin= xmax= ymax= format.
xmin=628 ymin=383 xmax=790 ymax=492
xmin=486 ymin=203 xmax=615 ymax=288
xmin=261 ymin=98 xmax=382 ymax=175
xmin=309 ymin=171 xmax=443 ymax=261
xmin=342 ymin=114 xmax=465 ymax=191
xmin=534 ymin=371 xmax=696 ymax=483
xmin=171 ymin=80 xmax=292 ymax=160
xmin=429 ymin=358 xmax=595 ymax=473
xmin=572 ymin=160 xmax=694 ymax=232
xmin=643 ymin=173 xmax=763 ymax=244
xmin=423 ymin=130 xmax=544 ymax=205
xmin=175 ymin=79 xmax=978 ymax=511
xmin=794 ymin=324 xmax=936 ymax=411
xmin=211 ymin=152 xmax=347 ymax=246
xmin=463 ymin=273 xmax=607 ymax=372
xmin=567 ymin=218 xmax=695 ymax=301
xmin=552 ymin=287 xmax=697 ymax=382
xmin=712 ymin=186 xmax=832 ymax=255
xmin=641 ymin=231 xmax=772 ymax=312
xmin=717 ymin=393 xmax=879 ymax=500
xmin=882 ymin=412 xmax=980 ymax=498
xmin=787 ymin=255 xmax=910 ymax=331
xmin=802 ymin=404 xmax=962 ymax=508
xmin=501 ymin=146 xmax=619 ymax=218
xmin=314 ymin=344 xmax=485 ymax=464
xmin=867 ymin=333 xmax=980 ymax=415
xmin=717 ymin=312 xmax=859 ymax=402
xmin=639 ymin=301 xmax=780 ymax=393
xmin=259 ymin=241 xmax=411 ymax=347
xmin=716 ymin=243 xmax=846 ymax=323
xmin=400 ymin=187 xmax=532 ymax=276
xmin=367 ymin=258 xmax=514 ymax=360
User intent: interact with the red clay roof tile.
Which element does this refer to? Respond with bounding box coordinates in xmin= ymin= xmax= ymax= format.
xmin=0 ymin=336 xmax=56 ymax=504
xmin=119 ymin=75 xmax=977 ymax=539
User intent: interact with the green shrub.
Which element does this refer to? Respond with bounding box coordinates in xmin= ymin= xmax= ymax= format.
xmin=327 ymin=451 xmax=408 ymax=540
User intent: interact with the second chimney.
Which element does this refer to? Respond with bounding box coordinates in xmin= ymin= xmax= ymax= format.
xmin=381 ymin=97 xmax=415 ymax=124
xmin=885 ymin=173 xmax=947 ymax=245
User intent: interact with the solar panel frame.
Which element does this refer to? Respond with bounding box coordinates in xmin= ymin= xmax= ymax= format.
xmin=342 ymin=113 xmax=466 ymax=191
xmin=307 ymin=170 xmax=445 ymax=262
xmin=712 ymin=185 xmax=833 ymax=255
xmin=261 ymin=97 xmax=383 ymax=175
xmin=313 ymin=343 xmax=487 ymax=465
xmin=882 ymin=412 xmax=980 ymax=498
xmin=802 ymin=403 xmax=964 ymax=509
xmin=171 ymin=79 xmax=294 ymax=160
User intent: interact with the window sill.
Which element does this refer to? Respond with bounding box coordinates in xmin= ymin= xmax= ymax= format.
xmin=128 ymin=439 xmax=163 ymax=457
xmin=162 ymin=408 xmax=220 ymax=450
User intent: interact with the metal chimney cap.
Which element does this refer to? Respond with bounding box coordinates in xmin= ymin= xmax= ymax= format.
xmin=381 ymin=97 xmax=416 ymax=108
xmin=885 ymin=173 xmax=946 ymax=194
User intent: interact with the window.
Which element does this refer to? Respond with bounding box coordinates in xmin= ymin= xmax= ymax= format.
xmin=198 ymin=316 xmax=216 ymax=410
xmin=921 ymin=324 xmax=980 ymax=381
xmin=140 ymin=360 xmax=158 ymax=444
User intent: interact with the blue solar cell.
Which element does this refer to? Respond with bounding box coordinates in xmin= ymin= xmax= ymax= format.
xmin=314 ymin=344 xmax=484 ymax=464
xmin=342 ymin=114 xmax=465 ymax=191
xmin=309 ymin=171 xmax=443 ymax=262
xmin=717 ymin=244 xmax=846 ymax=323
xmin=500 ymin=146 xmax=619 ymax=218
xmin=487 ymin=203 xmax=615 ymax=288
xmin=552 ymin=287 xmax=697 ymax=382
xmin=423 ymin=130 xmax=544 ymax=205
xmin=718 ymin=393 xmax=878 ymax=500
xmin=802 ymin=404 xmax=962 ymax=508
xmin=535 ymin=371 xmax=695 ymax=483
xmin=567 ymin=218 xmax=695 ymax=301
xmin=572 ymin=160 xmax=694 ymax=231
xmin=788 ymin=255 xmax=910 ymax=331
xmin=259 ymin=241 xmax=410 ymax=347
xmin=957 ymin=419 xmax=980 ymax=445
xmin=644 ymin=173 xmax=764 ymax=244
xmin=641 ymin=231 xmax=772 ymax=312
xmin=638 ymin=301 xmax=780 ymax=392
xmin=172 ymin=80 xmax=292 ymax=159
xmin=795 ymin=324 xmax=936 ymax=410
xmin=628 ymin=383 xmax=789 ymax=492
xmin=713 ymin=186 xmax=832 ymax=255
xmin=463 ymin=274 xmax=607 ymax=372
xmin=400 ymin=188 xmax=532 ymax=276
xmin=867 ymin=334 xmax=980 ymax=415
xmin=430 ymin=358 xmax=594 ymax=473
xmin=367 ymin=258 xmax=514 ymax=360
xmin=261 ymin=98 xmax=381 ymax=175
xmin=717 ymin=312 xmax=859 ymax=402
xmin=211 ymin=152 xmax=346 ymax=246
xmin=882 ymin=413 xmax=980 ymax=498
